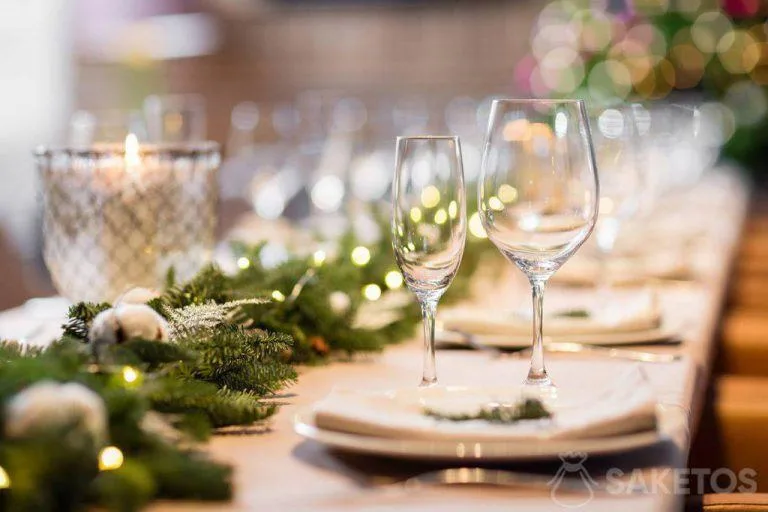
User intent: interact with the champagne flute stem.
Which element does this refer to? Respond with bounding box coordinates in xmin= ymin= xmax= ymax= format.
xmin=420 ymin=299 xmax=438 ymax=387
xmin=526 ymin=279 xmax=551 ymax=387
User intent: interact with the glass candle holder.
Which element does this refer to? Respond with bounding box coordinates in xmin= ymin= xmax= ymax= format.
xmin=36 ymin=140 xmax=220 ymax=302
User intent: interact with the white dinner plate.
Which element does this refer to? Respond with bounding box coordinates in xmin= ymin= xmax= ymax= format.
xmin=435 ymin=326 xmax=679 ymax=349
xmin=294 ymin=409 xmax=665 ymax=462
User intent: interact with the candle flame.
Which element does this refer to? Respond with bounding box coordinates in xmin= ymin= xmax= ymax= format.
xmin=124 ymin=133 xmax=140 ymax=167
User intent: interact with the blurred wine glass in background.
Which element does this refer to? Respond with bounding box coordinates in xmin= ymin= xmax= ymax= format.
xmin=590 ymin=105 xmax=643 ymax=295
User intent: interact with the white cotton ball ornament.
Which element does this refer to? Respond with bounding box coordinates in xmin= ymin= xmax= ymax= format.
xmin=5 ymin=380 xmax=108 ymax=446
xmin=329 ymin=291 xmax=351 ymax=315
xmin=115 ymin=287 xmax=161 ymax=305
xmin=89 ymin=304 xmax=169 ymax=356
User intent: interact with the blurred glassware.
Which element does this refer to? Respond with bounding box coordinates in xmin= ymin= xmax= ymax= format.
xmin=68 ymin=109 xmax=147 ymax=146
xmin=479 ymin=99 xmax=599 ymax=395
xmin=634 ymin=102 xmax=720 ymax=211
xmin=590 ymin=105 xmax=643 ymax=291
xmin=392 ymin=95 xmax=429 ymax=136
xmin=221 ymin=101 xmax=284 ymax=208
xmin=392 ymin=136 xmax=466 ymax=387
xmin=445 ymin=96 xmax=483 ymax=183
xmin=143 ymin=94 xmax=206 ymax=143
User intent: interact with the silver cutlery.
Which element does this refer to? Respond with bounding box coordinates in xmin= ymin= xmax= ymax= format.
xmin=403 ymin=467 xmax=645 ymax=495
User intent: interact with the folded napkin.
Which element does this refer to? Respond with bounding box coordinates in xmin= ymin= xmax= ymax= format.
xmin=554 ymin=252 xmax=693 ymax=286
xmin=439 ymin=290 xmax=661 ymax=337
xmin=313 ymin=368 xmax=657 ymax=441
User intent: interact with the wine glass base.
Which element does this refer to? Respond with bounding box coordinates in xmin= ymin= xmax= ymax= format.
xmin=522 ymin=376 xmax=558 ymax=402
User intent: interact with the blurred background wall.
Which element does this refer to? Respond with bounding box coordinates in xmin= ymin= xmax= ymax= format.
xmin=73 ymin=1 xmax=539 ymax=141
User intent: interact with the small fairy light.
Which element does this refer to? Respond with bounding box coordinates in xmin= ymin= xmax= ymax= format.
xmin=363 ymin=284 xmax=382 ymax=301
xmin=498 ymin=184 xmax=518 ymax=203
xmin=0 ymin=466 xmax=9 ymax=489
xmin=271 ymin=290 xmax=286 ymax=302
xmin=448 ymin=201 xmax=458 ymax=219
xmin=384 ymin=270 xmax=404 ymax=290
xmin=434 ymin=208 xmax=448 ymax=225
xmin=98 ymin=446 xmax=124 ymax=471
xmin=122 ymin=366 xmax=139 ymax=384
xmin=420 ymin=185 xmax=441 ymax=208
xmin=409 ymin=207 xmax=423 ymax=223
xmin=237 ymin=257 xmax=250 ymax=270
xmin=488 ymin=196 xmax=504 ymax=211
xmin=350 ymin=246 xmax=371 ymax=266
xmin=468 ymin=212 xmax=488 ymax=238
xmin=312 ymin=250 xmax=327 ymax=267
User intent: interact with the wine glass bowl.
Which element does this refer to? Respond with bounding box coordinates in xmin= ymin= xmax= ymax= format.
xmin=392 ymin=136 xmax=467 ymax=386
xmin=589 ymin=105 xmax=644 ymax=285
xmin=478 ymin=99 xmax=599 ymax=393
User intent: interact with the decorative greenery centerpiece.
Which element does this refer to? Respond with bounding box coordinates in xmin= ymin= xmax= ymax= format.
xmin=0 ymin=223 xmax=496 ymax=510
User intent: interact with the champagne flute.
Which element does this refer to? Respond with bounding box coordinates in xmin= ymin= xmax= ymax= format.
xmin=478 ymin=99 xmax=599 ymax=394
xmin=392 ymin=136 xmax=467 ymax=387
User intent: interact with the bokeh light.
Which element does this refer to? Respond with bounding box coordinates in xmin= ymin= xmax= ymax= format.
xmin=384 ymin=270 xmax=404 ymax=290
xmin=99 ymin=446 xmax=124 ymax=471
xmin=350 ymin=246 xmax=371 ymax=266
xmin=362 ymin=284 xmax=382 ymax=301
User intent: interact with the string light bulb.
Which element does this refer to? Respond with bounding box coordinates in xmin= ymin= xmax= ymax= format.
xmin=98 ymin=446 xmax=124 ymax=471
xmin=363 ymin=284 xmax=382 ymax=301
xmin=468 ymin=212 xmax=488 ymax=238
xmin=384 ymin=270 xmax=404 ymax=290
xmin=122 ymin=366 xmax=139 ymax=385
xmin=0 ymin=466 xmax=9 ymax=489
xmin=237 ymin=257 xmax=250 ymax=270
xmin=351 ymin=246 xmax=371 ymax=266
xmin=271 ymin=290 xmax=286 ymax=302
xmin=312 ymin=250 xmax=327 ymax=267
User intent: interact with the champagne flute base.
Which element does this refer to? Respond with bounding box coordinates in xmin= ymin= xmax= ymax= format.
xmin=419 ymin=378 xmax=438 ymax=388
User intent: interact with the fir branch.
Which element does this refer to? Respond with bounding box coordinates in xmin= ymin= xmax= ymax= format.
xmin=176 ymin=325 xmax=296 ymax=396
xmin=161 ymin=265 xmax=232 ymax=309
xmin=165 ymin=298 xmax=269 ymax=338
xmin=146 ymin=378 xmax=276 ymax=428
xmin=424 ymin=398 xmax=552 ymax=424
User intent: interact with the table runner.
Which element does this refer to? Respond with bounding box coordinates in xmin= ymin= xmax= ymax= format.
xmin=0 ymin=167 xmax=749 ymax=511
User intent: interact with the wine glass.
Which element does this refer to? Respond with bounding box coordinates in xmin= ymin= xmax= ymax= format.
xmin=478 ymin=99 xmax=599 ymax=394
xmin=590 ymin=105 xmax=643 ymax=294
xmin=392 ymin=136 xmax=467 ymax=387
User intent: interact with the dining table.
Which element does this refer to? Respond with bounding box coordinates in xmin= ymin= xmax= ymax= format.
xmin=0 ymin=165 xmax=749 ymax=512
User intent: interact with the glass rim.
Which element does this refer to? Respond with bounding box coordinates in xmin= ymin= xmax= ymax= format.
xmin=396 ymin=135 xmax=460 ymax=142
xmin=34 ymin=141 xmax=220 ymax=159
xmin=490 ymin=98 xmax=586 ymax=106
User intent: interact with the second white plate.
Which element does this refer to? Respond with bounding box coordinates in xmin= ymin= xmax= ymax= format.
xmin=436 ymin=327 xmax=679 ymax=349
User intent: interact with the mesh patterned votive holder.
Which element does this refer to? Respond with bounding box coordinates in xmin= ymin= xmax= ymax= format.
xmin=36 ymin=141 xmax=220 ymax=303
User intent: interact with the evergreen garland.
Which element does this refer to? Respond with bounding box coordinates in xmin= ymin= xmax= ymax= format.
xmin=0 ymin=215 xmax=498 ymax=510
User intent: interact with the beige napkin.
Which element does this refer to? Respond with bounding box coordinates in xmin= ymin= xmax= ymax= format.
xmin=313 ymin=368 xmax=657 ymax=441
xmin=554 ymin=252 xmax=693 ymax=286
xmin=439 ymin=290 xmax=661 ymax=336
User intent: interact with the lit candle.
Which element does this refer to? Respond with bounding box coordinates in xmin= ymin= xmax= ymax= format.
xmin=98 ymin=134 xmax=161 ymax=300
xmin=38 ymin=138 xmax=219 ymax=303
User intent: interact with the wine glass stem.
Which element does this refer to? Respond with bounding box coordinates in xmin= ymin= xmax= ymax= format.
xmin=527 ymin=279 xmax=551 ymax=386
xmin=420 ymin=299 xmax=438 ymax=387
